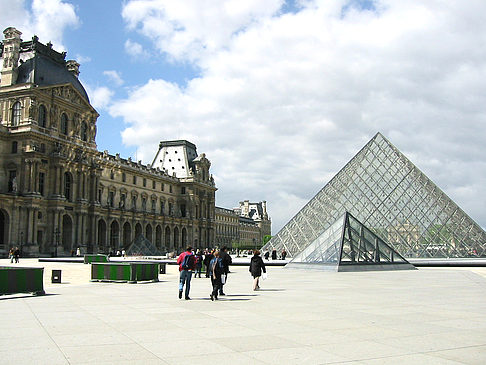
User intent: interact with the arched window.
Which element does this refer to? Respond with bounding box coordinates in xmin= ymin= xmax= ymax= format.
xmin=38 ymin=105 xmax=47 ymax=128
xmin=12 ymin=102 xmax=21 ymax=126
xmin=64 ymin=172 xmax=72 ymax=201
xmin=81 ymin=121 xmax=88 ymax=141
xmin=60 ymin=113 xmax=68 ymax=135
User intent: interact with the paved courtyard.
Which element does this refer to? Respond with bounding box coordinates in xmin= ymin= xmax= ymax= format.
xmin=1 ymin=258 xmax=485 ymax=364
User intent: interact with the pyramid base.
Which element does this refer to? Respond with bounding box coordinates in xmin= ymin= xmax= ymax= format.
xmin=285 ymin=262 xmax=416 ymax=272
xmin=285 ymin=262 xmax=339 ymax=271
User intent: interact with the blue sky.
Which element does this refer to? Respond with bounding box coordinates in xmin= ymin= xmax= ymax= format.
xmin=62 ymin=1 xmax=200 ymax=158
xmin=2 ymin=0 xmax=486 ymax=233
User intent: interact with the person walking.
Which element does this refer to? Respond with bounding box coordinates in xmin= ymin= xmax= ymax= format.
xmin=219 ymin=246 xmax=232 ymax=296
xmin=177 ymin=246 xmax=196 ymax=300
xmin=209 ymin=250 xmax=224 ymax=301
xmin=195 ymin=249 xmax=203 ymax=278
xmin=9 ymin=247 xmax=14 ymax=263
xmin=204 ymin=250 xmax=214 ymax=278
xmin=264 ymin=251 xmax=270 ymax=260
xmin=281 ymin=249 xmax=287 ymax=260
xmin=13 ymin=247 xmax=20 ymax=263
xmin=249 ymin=250 xmax=266 ymax=291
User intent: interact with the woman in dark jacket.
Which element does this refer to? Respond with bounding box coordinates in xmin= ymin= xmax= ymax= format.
xmin=209 ymin=251 xmax=223 ymax=301
xmin=249 ymin=250 xmax=266 ymax=291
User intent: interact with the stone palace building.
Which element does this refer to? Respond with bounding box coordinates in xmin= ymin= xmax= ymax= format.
xmin=0 ymin=27 xmax=217 ymax=257
xmin=215 ymin=200 xmax=271 ymax=249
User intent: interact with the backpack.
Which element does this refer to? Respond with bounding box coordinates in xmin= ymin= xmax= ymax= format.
xmin=210 ymin=257 xmax=223 ymax=276
xmin=181 ymin=253 xmax=195 ymax=270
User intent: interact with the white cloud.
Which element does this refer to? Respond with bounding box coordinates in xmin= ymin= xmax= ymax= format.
xmin=122 ymin=0 xmax=284 ymax=62
xmin=75 ymin=54 xmax=91 ymax=64
xmin=124 ymin=39 xmax=150 ymax=59
xmin=0 ymin=0 xmax=79 ymax=51
xmin=86 ymin=85 xmax=114 ymax=110
xmin=103 ymin=70 xmax=124 ymax=86
xmin=105 ymin=1 xmax=486 ymax=233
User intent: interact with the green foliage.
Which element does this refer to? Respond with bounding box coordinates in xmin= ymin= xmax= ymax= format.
xmin=263 ymin=235 xmax=272 ymax=245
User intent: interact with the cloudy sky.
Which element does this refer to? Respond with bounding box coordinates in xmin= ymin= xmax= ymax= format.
xmin=1 ymin=0 xmax=485 ymax=233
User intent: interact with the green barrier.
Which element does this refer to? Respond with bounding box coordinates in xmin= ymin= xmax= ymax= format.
xmin=133 ymin=263 xmax=159 ymax=282
xmin=0 ymin=266 xmax=45 ymax=296
xmin=84 ymin=254 xmax=109 ymax=264
xmin=91 ymin=262 xmax=159 ymax=283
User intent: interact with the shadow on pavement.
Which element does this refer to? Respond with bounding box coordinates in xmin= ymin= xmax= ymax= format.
xmin=256 ymin=288 xmax=285 ymax=291
xmin=198 ymin=297 xmax=251 ymax=301
xmin=0 ymin=293 xmax=58 ymax=300
xmin=224 ymin=294 xmax=258 ymax=297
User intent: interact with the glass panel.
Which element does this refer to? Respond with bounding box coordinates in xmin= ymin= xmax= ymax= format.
xmin=289 ymin=213 xmax=344 ymax=265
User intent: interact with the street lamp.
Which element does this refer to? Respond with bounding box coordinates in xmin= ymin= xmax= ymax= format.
xmin=54 ymin=228 xmax=60 ymax=257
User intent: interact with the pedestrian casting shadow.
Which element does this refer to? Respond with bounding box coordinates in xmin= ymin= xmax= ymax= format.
xmin=200 ymin=297 xmax=251 ymax=301
xmin=256 ymin=289 xmax=285 ymax=291
xmin=0 ymin=293 xmax=58 ymax=300
xmin=224 ymin=294 xmax=258 ymax=297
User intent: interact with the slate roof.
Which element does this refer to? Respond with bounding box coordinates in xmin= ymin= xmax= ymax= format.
xmin=3 ymin=36 xmax=89 ymax=101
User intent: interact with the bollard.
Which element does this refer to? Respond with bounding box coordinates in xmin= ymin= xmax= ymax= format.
xmin=51 ymin=269 xmax=62 ymax=283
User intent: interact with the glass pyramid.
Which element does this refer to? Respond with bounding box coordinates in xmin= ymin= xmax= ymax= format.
xmin=286 ymin=212 xmax=415 ymax=271
xmin=126 ymin=235 xmax=163 ymax=257
xmin=264 ymin=133 xmax=486 ymax=258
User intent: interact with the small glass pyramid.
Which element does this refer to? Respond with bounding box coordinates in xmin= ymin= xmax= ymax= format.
xmin=286 ymin=212 xmax=416 ymax=271
xmin=125 ymin=235 xmax=163 ymax=257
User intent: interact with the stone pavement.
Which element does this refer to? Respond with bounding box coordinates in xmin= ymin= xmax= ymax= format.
xmin=1 ymin=258 xmax=485 ymax=364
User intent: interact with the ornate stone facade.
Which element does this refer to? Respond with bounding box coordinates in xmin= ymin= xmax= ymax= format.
xmin=0 ymin=28 xmax=216 ymax=257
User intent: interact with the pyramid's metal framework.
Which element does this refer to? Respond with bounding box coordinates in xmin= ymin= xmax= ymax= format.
xmin=263 ymin=133 xmax=486 ymax=258
xmin=126 ymin=235 xmax=163 ymax=256
xmin=286 ymin=212 xmax=415 ymax=271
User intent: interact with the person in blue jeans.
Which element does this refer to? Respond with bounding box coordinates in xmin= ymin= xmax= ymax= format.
xmin=177 ymin=246 xmax=196 ymax=300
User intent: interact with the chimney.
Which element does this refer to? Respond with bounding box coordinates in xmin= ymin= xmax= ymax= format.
xmin=66 ymin=60 xmax=80 ymax=78
xmin=262 ymin=200 xmax=268 ymax=218
xmin=1 ymin=27 xmax=22 ymax=87
xmin=243 ymin=200 xmax=250 ymax=217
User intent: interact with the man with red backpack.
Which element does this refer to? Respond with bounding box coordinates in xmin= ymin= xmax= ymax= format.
xmin=177 ymin=246 xmax=196 ymax=300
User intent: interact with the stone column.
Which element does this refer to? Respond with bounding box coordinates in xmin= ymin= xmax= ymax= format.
xmin=82 ymin=172 xmax=86 ymax=199
xmin=32 ymin=208 xmax=38 ymax=246
xmin=76 ymin=170 xmax=82 ymax=201
xmin=27 ymin=208 xmax=34 ymax=244
xmin=58 ymin=166 xmax=64 ymax=196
